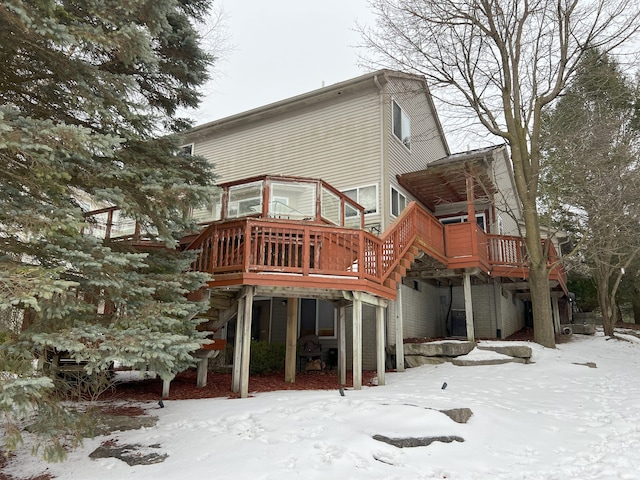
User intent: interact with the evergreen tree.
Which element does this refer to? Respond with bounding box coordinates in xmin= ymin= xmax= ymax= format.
xmin=541 ymin=49 xmax=640 ymax=336
xmin=0 ymin=0 xmax=218 ymax=459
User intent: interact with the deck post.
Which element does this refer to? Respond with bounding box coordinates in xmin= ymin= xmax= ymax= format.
xmin=338 ymin=303 xmax=347 ymax=386
xmin=196 ymin=357 xmax=208 ymax=387
xmin=239 ymin=287 xmax=254 ymax=398
xmin=395 ymin=286 xmax=405 ymax=372
xmin=376 ymin=304 xmax=386 ymax=386
xmin=493 ymin=279 xmax=504 ymax=338
xmin=352 ymin=296 xmax=363 ymax=390
xmin=284 ymin=298 xmax=298 ymax=383
xmin=466 ymin=174 xmax=478 ymax=256
xmin=162 ymin=377 xmax=173 ymax=399
xmin=231 ymin=296 xmax=245 ymax=393
xmin=463 ymin=271 xmax=475 ymax=342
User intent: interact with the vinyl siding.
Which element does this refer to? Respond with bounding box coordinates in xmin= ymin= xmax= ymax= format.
xmin=490 ymin=149 xmax=522 ymax=236
xmin=383 ymin=78 xmax=448 ymax=228
xmin=192 ymin=89 xmax=385 ymax=226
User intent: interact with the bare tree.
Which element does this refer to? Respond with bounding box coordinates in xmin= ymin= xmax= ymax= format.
xmin=360 ymin=0 xmax=640 ymax=347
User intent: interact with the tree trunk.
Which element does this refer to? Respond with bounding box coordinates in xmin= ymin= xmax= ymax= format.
xmin=595 ymin=275 xmax=615 ymax=337
xmin=529 ymin=260 xmax=555 ymax=347
xmin=633 ymin=284 xmax=640 ymax=324
xmin=520 ymin=187 xmax=556 ymax=348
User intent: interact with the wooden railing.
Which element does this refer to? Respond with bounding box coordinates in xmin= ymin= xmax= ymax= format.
xmin=377 ymin=202 xmax=446 ymax=282
xmin=85 ymin=202 xmax=566 ymax=294
xmin=487 ymin=235 xmax=567 ymax=289
xmin=186 ymin=202 xmax=447 ymax=286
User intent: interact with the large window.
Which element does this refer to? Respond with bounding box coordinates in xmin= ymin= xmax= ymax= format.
xmin=269 ymin=181 xmax=316 ymax=220
xmin=391 ymin=187 xmax=407 ymax=216
xmin=299 ymin=299 xmax=336 ymax=338
xmin=392 ymin=100 xmax=411 ymax=149
xmin=343 ymin=184 xmax=377 ymax=215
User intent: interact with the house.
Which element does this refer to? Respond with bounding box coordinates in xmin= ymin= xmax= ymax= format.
xmin=90 ymin=70 xmax=569 ymax=398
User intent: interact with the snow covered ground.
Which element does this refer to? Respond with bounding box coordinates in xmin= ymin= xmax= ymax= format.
xmin=6 ymin=331 xmax=640 ymax=480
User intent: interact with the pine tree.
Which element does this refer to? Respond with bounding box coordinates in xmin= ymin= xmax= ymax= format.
xmin=0 ymin=0 xmax=217 ymax=460
xmin=541 ymin=50 xmax=640 ymax=336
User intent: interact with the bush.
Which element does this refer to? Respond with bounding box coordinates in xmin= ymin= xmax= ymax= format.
xmin=250 ymin=341 xmax=286 ymax=375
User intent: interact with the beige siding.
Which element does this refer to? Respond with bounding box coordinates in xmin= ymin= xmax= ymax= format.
xmin=193 ymin=89 xmax=384 ymax=225
xmin=490 ymin=149 xmax=522 ymax=236
xmin=383 ymin=78 xmax=448 ymax=228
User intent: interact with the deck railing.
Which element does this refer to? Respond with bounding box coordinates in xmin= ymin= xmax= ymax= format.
xmin=186 ymin=201 xmax=448 ymax=287
xmin=84 ymin=202 xmax=566 ymax=292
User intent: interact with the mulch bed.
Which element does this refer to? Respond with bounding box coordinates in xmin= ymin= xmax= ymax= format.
xmin=99 ymin=369 xmax=378 ymax=402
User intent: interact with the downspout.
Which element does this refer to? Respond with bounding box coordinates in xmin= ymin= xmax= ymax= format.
xmin=374 ymin=73 xmax=386 ymax=233
xmin=373 ymin=73 xmax=391 ymax=350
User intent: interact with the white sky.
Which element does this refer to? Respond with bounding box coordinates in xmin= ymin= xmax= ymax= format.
xmin=190 ymin=0 xmax=375 ymax=124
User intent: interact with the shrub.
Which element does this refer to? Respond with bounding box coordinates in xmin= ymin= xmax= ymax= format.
xmin=250 ymin=341 xmax=286 ymax=375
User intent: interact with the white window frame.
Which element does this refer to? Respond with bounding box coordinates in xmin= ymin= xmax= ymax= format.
xmin=342 ymin=184 xmax=378 ymax=216
xmin=391 ymin=186 xmax=407 ymax=217
xmin=392 ymin=100 xmax=411 ymax=150
xmin=181 ymin=143 xmax=194 ymax=155
xmin=440 ymin=213 xmax=487 ymax=232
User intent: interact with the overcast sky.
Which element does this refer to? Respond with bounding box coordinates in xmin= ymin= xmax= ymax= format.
xmin=191 ymin=0 xmax=375 ymax=124
xmin=188 ymin=1 xmax=491 ymax=152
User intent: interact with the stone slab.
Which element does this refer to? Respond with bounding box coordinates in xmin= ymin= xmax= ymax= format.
xmin=404 ymin=341 xmax=476 ymax=357
xmin=477 ymin=344 xmax=532 ymax=360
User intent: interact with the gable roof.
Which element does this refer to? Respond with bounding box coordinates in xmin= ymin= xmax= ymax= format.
xmin=185 ymin=69 xmax=449 ymax=152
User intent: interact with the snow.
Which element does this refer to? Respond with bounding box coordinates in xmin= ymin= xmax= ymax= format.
xmin=6 ymin=332 xmax=640 ymax=479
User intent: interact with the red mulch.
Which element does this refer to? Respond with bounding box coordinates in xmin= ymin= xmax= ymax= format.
xmin=99 ymin=369 xmax=378 ymax=401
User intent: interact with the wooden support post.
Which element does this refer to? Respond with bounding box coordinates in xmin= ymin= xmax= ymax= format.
xmin=463 ymin=272 xmax=475 ymax=342
xmin=162 ymin=377 xmax=173 ymax=399
xmin=196 ymin=357 xmax=208 ymax=388
xmin=232 ymin=296 xmax=245 ymax=393
xmin=338 ymin=304 xmax=347 ymax=386
xmin=376 ymin=304 xmax=386 ymax=386
xmin=395 ymin=287 xmax=405 ymax=372
xmin=352 ymin=296 xmax=363 ymax=390
xmin=493 ymin=279 xmax=504 ymax=338
xmin=284 ymin=298 xmax=298 ymax=383
xmin=552 ymin=295 xmax=561 ymax=334
xmin=239 ymin=287 xmax=254 ymax=399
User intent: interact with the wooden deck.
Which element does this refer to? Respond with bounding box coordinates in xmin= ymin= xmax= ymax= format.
xmin=83 ymin=201 xmax=567 ymax=301
xmin=184 ymin=201 xmax=567 ymax=300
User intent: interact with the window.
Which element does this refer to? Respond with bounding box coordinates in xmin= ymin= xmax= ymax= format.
xmin=391 ymin=187 xmax=407 ymax=216
xmin=227 ymin=181 xmax=263 ymax=218
xmin=440 ymin=213 xmax=487 ymax=232
xmin=191 ymin=190 xmax=222 ymax=223
xmin=321 ymin=186 xmax=341 ymax=225
xmin=269 ymin=181 xmax=316 ymax=220
xmin=343 ymin=184 xmax=377 ymax=215
xmin=392 ymin=101 xmax=411 ymax=149
xmin=299 ymin=299 xmax=336 ymax=338
xmin=181 ymin=144 xmax=194 ymax=155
